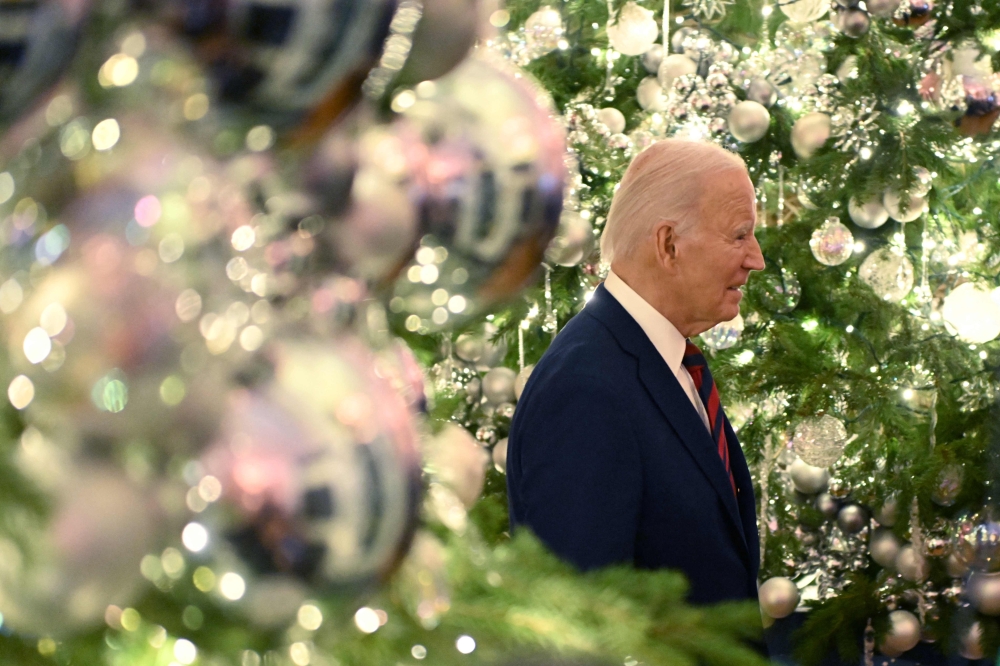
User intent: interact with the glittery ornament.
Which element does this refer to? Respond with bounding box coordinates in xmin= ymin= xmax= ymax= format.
xmin=793 ymin=415 xmax=847 ymax=467
xmin=493 ymin=437 xmax=508 ymax=473
xmin=482 ymin=367 xmax=517 ymax=405
xmin=780 ymin=0 xmax=830 ymax=23
xmin=546 ymin=210 xmax=595 ymax=267
xmin=791 ymin=112 xmax=832 ymax=160
xmin=424 ymin=423 xmax=489 ymax=507
xmin=848 ymin=197 xmax=889 ymax=229
xmin=524 ymin=6 xmax=565 ymax=58
xmin=700 ymin=314 xmax=744 ymax=351
xmin=883 ymin=189 xmax=927 ymax=222
xmin=642 ymin=44 xmax=664 ymax=74
xmin=837 ymin=504 xmax=867 ymax=534
xmin=870 ymin=527 xmax=902 ymax=568
xmin=751 ymin=269 xmax=801 ymax=313
xmin=809 ymin=219 xmax=854 ymax=267
xmin=514 ymin=365 xmax=534 ymax=401
xmin=896 ymin=545 xmax=929 ymax=582
xmin=789 ymin=458 xmax=829 ymax=494
xmin=727 ymin=101 xmax=771 ymax=143
xmin=658 ymin=54 xmax=698 ymax=90
xmin=942 ymin=282 xmax=1000 ymax=343
xmin=879 ymin=610 xmax=921 ymax=657
xmin=930 ymin=464 xmax=963 ymax=506
xmin=746 ymin=79 xmax=778 ymax=107
xmin=759 ymin=577 xmax=799 ymax=618
xmin=859 ymin=246 xmax=914 ymax=302
xmin=606 ymin=2 xmax=659 ymax=56
xmin=0 ymin=0 xmax=92 ymax=129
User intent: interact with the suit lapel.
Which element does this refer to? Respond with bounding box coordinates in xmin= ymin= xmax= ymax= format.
xmin=585 ymin=285 xmax=751 ymax=562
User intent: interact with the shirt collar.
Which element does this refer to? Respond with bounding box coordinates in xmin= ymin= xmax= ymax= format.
xmin=603 ymin=270 xmax=687 ymax=373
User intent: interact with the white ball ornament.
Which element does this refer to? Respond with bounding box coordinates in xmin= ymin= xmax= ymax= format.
xmin=789 ymin=458 xmax=829 ymax=495
xmin=848 ymin=197 xmax=889 ymax=229
xmin=879 ymin=610 xmax=921 ymax=657
xmin=641 ymin=44 xmax=664 ymax=73
xmin=597 ymin=107 xmax=627 ymax=134
xmin=870 ymin=528 xmax=902 ymax=568
xmin=514 ymin=365 xmax=534 ymax=401
xmin=781 ymin=0 xmax=830 ymax=23
xmin=636 ymin=77 xmax=667 ymax=111
xmin=968 ymin=571 xmax=1000 ymax=615
xmin=859 ymin=247 xmax=914 ymax=302
xmin=883 ymin=189 xmax=927 ymax=222
xmin=728 ymin=101 xmax=771 ymax=143
xmin=606 ymin=2 xmax=659 ymax=56
xmin=658 ymin=54 xmax=697 ymax=91
xmin=759 ymin=577 xmax=799 ymax=619
xmin=942 ymin=282 xmax=1000 ymax=343
xmin=809 ymin=218 xmax=854 ymax=266
xmin=482 ymin=367 xmax=517 ymax=405
xmin=896 ymin=545 xmax=929 ymax=582
xmin=791 ymin=112 xmax=831 ymax=160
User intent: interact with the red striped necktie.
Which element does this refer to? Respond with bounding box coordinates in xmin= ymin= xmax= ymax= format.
xmin=681 ymin=340 xmax=737 ymax=496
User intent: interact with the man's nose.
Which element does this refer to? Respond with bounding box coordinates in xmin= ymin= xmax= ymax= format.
xmin=745 ymin=235 xmax=765 ymax=271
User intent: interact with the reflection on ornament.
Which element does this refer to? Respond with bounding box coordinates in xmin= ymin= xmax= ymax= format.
xmin=836 ymin=504 xmax=867 ymax=534
xmin=607 ymin=2 xmax=659 ymax=56
xmin=700 ymin=314 xmax=744 ymax=351
xmin=791 ymin=112 xmax=831 ymax=160
xmin=483 ymin=367 xmax=517 ymax=405
xmin=425 ymin=424 xmax=489 ymax=508
xmin=758 ymin=577 xmax=799 ymax=619
xmin=896 ymin=545 xmax=929 ymax=582
xmin=930 ymin=464 xmax=963 ymax=506
xmin=878 ymin=610 xmax=921 ymax=657
xmin=493 ymin=437 xmax=508 ymax=473
xmin=848 ymin=197 xmax=889 ymax=229
xmin=751 ymin=269 xmax=801 ymax=313
xmin=789 ymin=457 xmax=829 ymax=495
xmin=883 ymin=190 xmax=927 ymax=222
xmin=942 ymin=282 xmax=1000 ymax=343
xmin=546 ymin=210 xmax=595 ymax=267
xmin=809 ymin=218 xmax=854 ymax=266
xmin=658 ymin=54 xmax=698 ymax=90
xmin=793 ymin=414 xmax=847 ymax=467
xmin=870 ymin=528 xmax=902 ymax=568
xmin=859 ymin=246 xmax=914 ymax=302
xmin=780 ymin=0 xmax=830 ymax=23
xmin=727 ymin=101 xmax=771 ymax=143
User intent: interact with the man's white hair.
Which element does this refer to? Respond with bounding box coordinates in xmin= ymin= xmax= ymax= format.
xmin=600 ymin=139 xmax=748 ymax=265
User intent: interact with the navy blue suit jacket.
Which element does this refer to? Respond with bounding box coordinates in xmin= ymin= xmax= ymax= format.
xmin=507 ymin=283 xmax=760 ymax=604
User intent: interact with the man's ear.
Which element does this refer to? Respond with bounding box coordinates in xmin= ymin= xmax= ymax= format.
xmin=653 ymin=220 xmax=679 ymax=269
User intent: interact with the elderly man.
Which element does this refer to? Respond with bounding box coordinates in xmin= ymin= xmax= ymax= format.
xmin=507 ymin=139 xmax=765 ymax=604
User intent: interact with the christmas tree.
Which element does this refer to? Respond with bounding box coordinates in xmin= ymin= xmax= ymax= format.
xmin=2 ymin=0 xmax=1000 ymax=664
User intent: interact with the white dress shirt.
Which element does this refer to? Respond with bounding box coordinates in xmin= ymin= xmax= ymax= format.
xmin=603 ymin=270 xmax=711 ymax=433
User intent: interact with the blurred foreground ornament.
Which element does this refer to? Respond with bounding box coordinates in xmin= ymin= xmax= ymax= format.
xmin=870 ymin=528 xmax=902 ymax=568
xmin=967 ymin=571 xmax=1000 ymax=615
xmin=483 ymin=367 xmax=517 ymax=405
xmin=793 ymin=414 xmax=847 ymax=467
xmin=878 ymin=610 xmax=921 ymax=657
xmin=780 ymin=0 xmax=829 ymax=23
xmin=809 ymin=219 xmax=854 ymax=267
xmin=699 ymin=313 xmax=743 ymax=351
xmin=545 ymin=210 xmax=595 ymax=267
xmin=893 ymin=0 xmax=933 ymax=27
xmin=424 ymin=423 xmax=488 ymax=508
xmin=200 ymin=336 xmax=421 ymax=613
xmin=0 ymin=0 xmax=91 ymax=129
xmin=750 ymin=269 xmax=801 ymax=313
xmin=758 ymin=577 xmax=799 ymax=619
xmin=942 ymin=282 xmax=1000 ymax=343
xmin=0 ymin=464 xmax=162 ymax=635
xmin=791 ymin=112 xmax=831 ymax=160
xmin=859 ymin=246 xmax=914 ymax=302
xmin=789 ymin=457 xmax=829 ymax=494
xmin=727 ymin=101 xmax=770 ymax=143
xmin=848 ymin=196 xmax=889 ymax=229
xmin=606 ymin=2 xmax=659 ymax=56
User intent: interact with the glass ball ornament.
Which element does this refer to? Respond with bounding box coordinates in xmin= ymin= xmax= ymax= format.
xmin=780 ymin=0 xmax=830 ymax=23
xmin=0 ymin=463 xmax=163 ymax=635
xmin=492 ymin=437 xmax=508 ymax=473
xmin=859 ymin=246 xmax=914 ymax=302
xmin=523 ymin=5 xmax=565 ymax=57
xmin=514 ymin=364 xmax=534 ymax=401
xmin=895 ymin=545 xmax=929 ymax=582
xmin=791 ymin=112 xmax=832 ymax=160
xmin=658 ymin=54 xmax=698 ymax=91
xmin=833 ymin=7 xmax=871 ymax=37
xmin=374 ymin=338 xmax=427 ymax=414
xmin=882 ymin=189 xmax=927 ymax=222
xmin=967 ymin=571 xmax=1000 ymax=615
xmin=746 ymin=79 xmax=778 ymax=107
xmin=750 ymin=269 xmax=801 ymax=313
xmin=167 ymin=0 xmax=398 ymax=126
xmin=848 ymin=196 xmax=889 ymax=229
xmin=758 ymin=577 xmax=799 ymax=619
xmin=930 ymin=464 xmax=963 ymax=507
xmin=546 ymin=210 xmax=595 ymax=267
xmin=727 ymin=101 xmax=771 ymax=143
xmin=879 ymin=610 xmax=921 ymax=657
xmin=699 ymin=313 xmax=744 ymax=351
xmin=837 ymin=504 xmax=867 ymax=534
xmin=641 ymin=44 xmax=664 ymax=74
xmin=199 ymin=335 xmax=422 ymax=609
xmin=0 ymin=0 xmax=92 ymax=129
xmin=870 ymin=527 xmax=902 ymax=568
xmin=424 ymin=423 xmax=489 ymax=508
xmin=483 ymin=367 xmax=517 ymax=405
xmin=809 ymin=218 xmax=854 ymax=267
xmin=636 ymin=76 xmax=667 ymax=111
xmin=942 ymin=282 xmax=1000 ymax=343
xmin=789 ymin=457 xmax=829 ymax=495
xmin=606 ymin=1 xmax=659 ymax=56
xmin=793 ymin=414 xmax=848 ymax=467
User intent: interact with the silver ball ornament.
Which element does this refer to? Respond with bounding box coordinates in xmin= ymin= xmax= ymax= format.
xmin=866 ymin=0 xmax=899 ymax=16
xmin=789 ymin=458 xmax=829 ymax=495
xmin=837 ymin=504 xmax=868 ymax=534
xmin=870 ymin=528 xmax=902 ymax=568
xmin=879 ymin=610 xmax=921 ymax=657
xmin=791 ymin=112 xmax=832 ymax=160
xmin=874 ymin=496 xmax=898 ymax=527
xmin=848 ymin=197 xmax=889 ymax=229
xmin=758 ymin=577 xmax=799 ymax=619
xmin=895 ymin=545 xmax=929 ymax=582
xmin=883 ymin=190 xmax=927 ymax=222
xmin=746 ymin=79 xmax=778 ymax=107
xmin=546 ymin=210 xmax=595 ymax=267
xmin=514 ymin=365 xmax=534 ymax=401
xmin=728 ymin=101 xmax=771 ymax=143
xmin=523 ymin=5 xmax=565 ymax=56
xmin=642 ymin=44 xmax=664 ymax=74
xmin=967 ymin=571 xmax=1000 ymax=615
xmin=482 ymin=367 xmax=517 ymax=405
xmin=455 ymin=334 xmax=486 ymax=363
